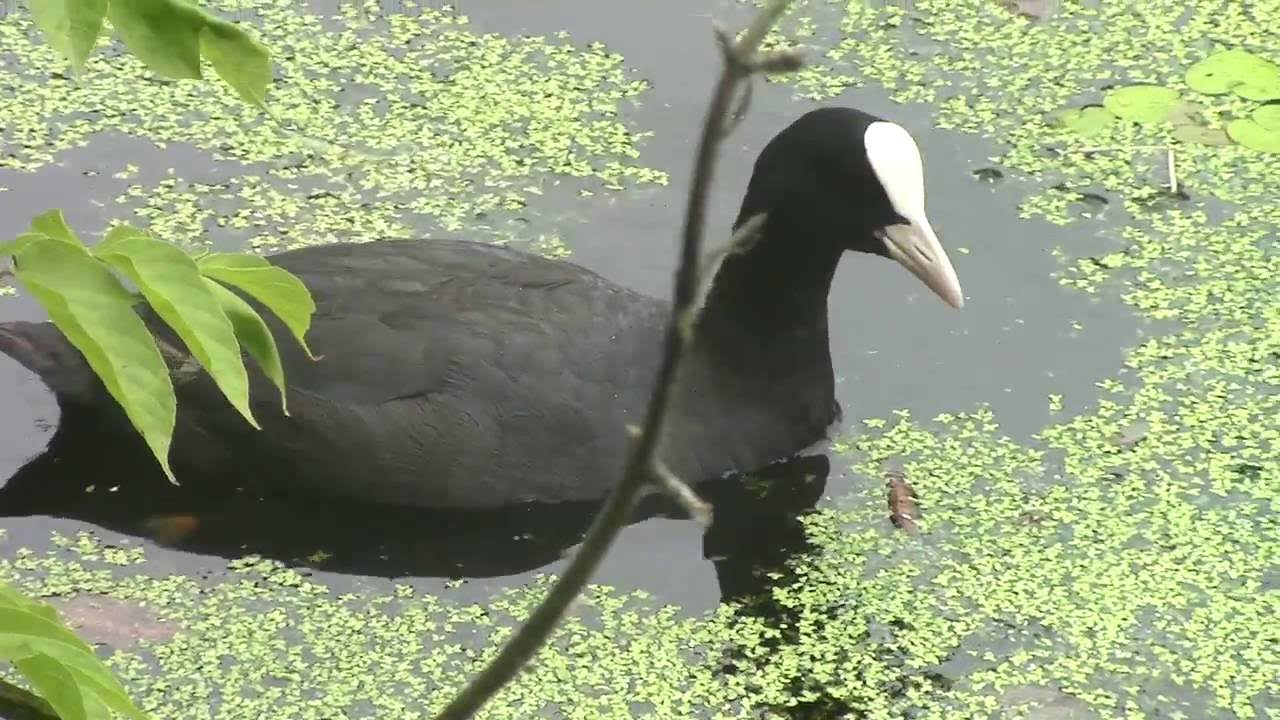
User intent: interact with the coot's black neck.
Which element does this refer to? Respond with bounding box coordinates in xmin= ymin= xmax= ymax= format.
xmin=665 ymin=210 xmax=845 ymax=477
xmin=694 ymin=211 xmax=844 ymax=373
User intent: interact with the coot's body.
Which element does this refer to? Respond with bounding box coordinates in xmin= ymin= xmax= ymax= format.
xmin=0 ymin=107 xmax=963 ymax=509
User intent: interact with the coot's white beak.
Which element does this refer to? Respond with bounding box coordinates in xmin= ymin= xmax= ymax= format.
xmin=864 ymin=120 xmax=965 ymax=309
xmin=877 ymin=212 xmax=964 ymax=309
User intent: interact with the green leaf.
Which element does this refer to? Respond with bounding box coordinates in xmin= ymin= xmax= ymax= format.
xmin=199 ymin=18 xmax=271 ymax=106
xmin=1226 ymin=118 xmax=1280 ymax=153
xmin=0 ymin=600 xmax=150 ymax=720
xmin=12 ymin=237 xmax=177 ymax=482
xmin=14 ymin=654 xmax=87 ymax=720
xmin=1055 ymin=105 xmax=1116 ymax=135
xmin=0 ymin=607 xmax=94 ymax=658
xmin=1185 ymin=49 xmax=1280 ymax=101
xmin=94 ymin=229 xmax=259 ymax=430
xmin=0 ymin=584 xmax=60 ymax=624
xmin=106 ymin=0 xmax=207 ymax=80
xmin=1253 ymin=104 xmax=1280 ymax=131
xmin=0 ymin=234 xmax=45 ymax=258
xmin=60 ymin=663 xmax=149 ymax=720
xmin=197 ymin=253 xmax=316 ymax=358
xmin=28 ymin=0 xmax=107 ymax=73
xmin=203 ymin=277 xmax=289 ymax=414
xmin=28 ymin=209 xmax=84 ymax=247
xmin=1102 ymin=85 xmax=1180 ymax=124
xmin=99 ymin=0 xmax=273 ymax=106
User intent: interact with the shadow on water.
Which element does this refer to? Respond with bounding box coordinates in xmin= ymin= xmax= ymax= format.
xmin=0 ymin=400 xmax=831 ymax=600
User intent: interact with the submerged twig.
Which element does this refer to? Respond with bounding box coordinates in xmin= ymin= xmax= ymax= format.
xmin=1067 ymin=144 xmax=1171 ymax=153
xmin=1058 ymin=144 xmax=1182 ymax=195
xmin=430 ymin=2 xmax=799 ymax=719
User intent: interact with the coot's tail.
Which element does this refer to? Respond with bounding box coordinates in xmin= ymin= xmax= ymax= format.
xmin=0 ymin=321 xmax=102 ymax=405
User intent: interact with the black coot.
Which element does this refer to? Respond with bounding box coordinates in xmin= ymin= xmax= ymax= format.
xmin=0 ymin=107 xmax=963 ymax=509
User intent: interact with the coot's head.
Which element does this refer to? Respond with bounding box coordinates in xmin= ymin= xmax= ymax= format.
xmin=736 ymin=106 xmax=964 ymax=308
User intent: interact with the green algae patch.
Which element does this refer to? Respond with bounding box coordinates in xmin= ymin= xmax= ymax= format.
xmin=812 ymin=404 xmax=1278 ymax=718
xmin=0 ymin=0 xmax=668 ymax=255
xmin=3 ymin=0 xmax=1280 ymax=718
xmin=756 ymin=0 xmax=1279 ymax=222
xmin=0 ymin=536 xmax=759 ymax=719
xmin=744 ymin=0 xmax=1280 ymax=716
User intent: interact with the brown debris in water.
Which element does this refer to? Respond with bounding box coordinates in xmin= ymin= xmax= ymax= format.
xmin=51 ymin=594 xmax=180 ymax=648
xmin=883 ymin=462 xmax=920 ymax=534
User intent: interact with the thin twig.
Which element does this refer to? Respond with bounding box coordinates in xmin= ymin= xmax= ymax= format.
xmin=698 ymin=211 xmax=768 ymax=279
xmin=653 ymin=458 xmax=714 ymax=526
xmin=625 ymin=423 xmax=709 ymax=523
xmin=1064 ymin=144 xmax=1172 ymax=153
xmin=723 ymin=79 xmax=754 ymax=137
xmin=1057 ymin=143 xmax=1183 ymax=195
xmin=429 ymin=2 xmax=799 ymax=718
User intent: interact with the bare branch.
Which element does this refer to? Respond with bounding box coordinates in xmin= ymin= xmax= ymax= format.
xmin=652 ymin=458 xmax=714 ymax=526
xmin=698 ymin=211 xmax=768 ymax=279
xmin=624 ymin=423 xmax=711 ymax=523
xmin=430 ymin=2 xmax=800 ymax=718
xmin=752 ymin=49 xmax=805 ymax=74
xmin=722 ymin=78 xmax=754 ymax=137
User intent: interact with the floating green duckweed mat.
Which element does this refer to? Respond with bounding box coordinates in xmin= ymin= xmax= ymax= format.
xmin=2 ymin=0 xmax=1278 ymax=718
xmin=0 ymin=0 xmax=665 ymax=254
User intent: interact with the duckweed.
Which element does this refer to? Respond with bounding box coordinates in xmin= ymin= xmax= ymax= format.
xmin=0 ymin=0 xmax=668 ymax=254
xmin=749 ymin=0 xmax=1279 ymax=716
xmin=2 ymin=0 xmax=1278 ymax=717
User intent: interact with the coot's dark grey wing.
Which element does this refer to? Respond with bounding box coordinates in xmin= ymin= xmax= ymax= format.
xmin=157 ymin=239 xmax=667 ymax=508
xmin=266 ymin=238 xmax=660 ymax=406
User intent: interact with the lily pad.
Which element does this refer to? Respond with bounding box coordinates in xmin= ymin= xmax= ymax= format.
xmin=1185 ymin=49 xmax=1280 ymax=101
xmin=1253 ymin=104 xmax=1280 ymax=131
xmin=1166 ymin=100 xmax=1206 ymax=125
xmin=1226 ymin=118 xmax=1280 ymax=153
xmin=1173 ymin=124 xmax=1231 ymax=146
xmin=1102 ymin=85 xmax=1179 ymax=124
xmin=1055 ymin=105 xmax=1116 ymax=135
xmin=1167 ymin=101 xmax=1231 ymax=146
